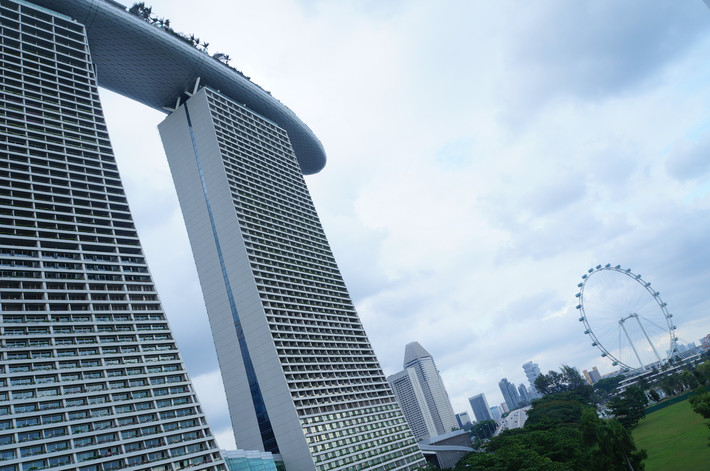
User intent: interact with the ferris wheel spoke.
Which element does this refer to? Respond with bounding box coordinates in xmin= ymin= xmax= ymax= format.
xmin=637 ymin=315 xmax=668 ymax=331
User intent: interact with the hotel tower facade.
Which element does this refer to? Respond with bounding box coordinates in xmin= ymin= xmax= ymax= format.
xmin=0 ymin=1 xmax=224 ymax=470
xmin=1 ymin=1 xmax=425 ymax=470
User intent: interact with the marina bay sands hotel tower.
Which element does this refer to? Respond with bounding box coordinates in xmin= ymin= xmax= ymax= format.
xmin=0 ymin=1 xmax=425 ymax=470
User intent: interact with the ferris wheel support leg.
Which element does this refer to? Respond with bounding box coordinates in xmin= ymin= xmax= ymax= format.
xmin=634 ymin=314 xmax=661 ymax=364
xmin=620 ymin=319 xmax=644 ymax=369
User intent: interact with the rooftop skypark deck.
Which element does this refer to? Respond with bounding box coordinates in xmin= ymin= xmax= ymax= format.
xmin=32 ymin=0 xmax=327 ymax=175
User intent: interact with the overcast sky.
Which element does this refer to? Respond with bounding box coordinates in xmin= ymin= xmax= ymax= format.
xmin=99 ymin=0 xmax=710 ymax=449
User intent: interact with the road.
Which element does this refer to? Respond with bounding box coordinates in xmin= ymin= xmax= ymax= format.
xmin=495 ymin=406 xmax=530 ymax=435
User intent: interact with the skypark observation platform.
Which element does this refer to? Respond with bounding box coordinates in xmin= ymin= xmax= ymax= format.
xmin=31 ymin=0 xmax=327 ymax=175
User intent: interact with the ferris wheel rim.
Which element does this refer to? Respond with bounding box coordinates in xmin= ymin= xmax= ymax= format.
xmin=575 ymin=264 xmax=676 ymax=371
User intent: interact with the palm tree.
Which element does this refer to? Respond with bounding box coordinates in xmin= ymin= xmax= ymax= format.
xmin=213 ymin=52 xmax=231 ymax=65
xmin=128 ymin=2 xmax=152 ymax=21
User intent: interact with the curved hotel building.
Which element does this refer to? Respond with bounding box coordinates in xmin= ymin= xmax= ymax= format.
xmin=0 ymin=1 xmax=424 ymax=470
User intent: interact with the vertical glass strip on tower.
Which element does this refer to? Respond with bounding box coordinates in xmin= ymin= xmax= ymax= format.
xmin=159 ymin=88 xmax=425 ymax=470
xmin=0 ymin=1 xmax=225 ymax=470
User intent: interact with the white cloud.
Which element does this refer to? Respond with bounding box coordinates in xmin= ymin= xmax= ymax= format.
xmin=103 ymin=0 xmax=710 ymax=431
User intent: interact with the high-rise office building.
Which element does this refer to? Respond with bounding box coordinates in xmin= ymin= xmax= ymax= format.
xmin=454 ymin=412 xmax=472 ymax=430
xmin=589 ymin=367 xmax=601 ymax=384
xmin=387 ymin=342 xmax=457 ymax=441
xmin=2 ymin=1 xmax=425 ymax=471
xmin=489 ymin=406 xmax=501 ymax=421
xmin=468 ymin=393 xmax=492 ymax=423
xmin=582 ymin=369 xmax=592 ymax=385
xmin=700 ymin=334 xmax=710 ymax=352
xmin=522 ymin=361 xmax=542 ymax=395
xmin=387 ymin=369 xmax=438 ymax=441
xmin=402 ymin=343 xmax=458 ymax=433
xmin=0 ymin=1 xmax=224 ymax=470
xmin=498 ymin=378 xmax=521 ymax=411
xmin=517 ymin=383 xmax=532 ymax=405
xmin=583 ymin=366 xmax=602 ymax=385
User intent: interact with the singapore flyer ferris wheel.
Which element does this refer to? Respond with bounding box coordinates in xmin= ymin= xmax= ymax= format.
xmin=575 ymin=264 xmax=678 ymax=372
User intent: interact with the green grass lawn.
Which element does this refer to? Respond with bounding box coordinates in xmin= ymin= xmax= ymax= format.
xmin=633 ymin=398 xmax=710 ymax=471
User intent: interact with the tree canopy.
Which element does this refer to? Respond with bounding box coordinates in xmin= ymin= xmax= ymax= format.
xmin=690 ymin=389 xmax=710 ymax=419
xmin=593 ymin=375 xmax=622 ymax=394
xmin=470 ymin=419 xmax=497 ymax=441
xmin=607 ymin=386 xmax=649 ymax=429
xmin=689 ymin=388 xmax=710 ymax=447
xmin=534 ymin=365 xmax=593 ymax=400
xmin=454 ymin=398 xmax=645 ymax=470
xmin=453 ymin=366 xmax=646 ymax=470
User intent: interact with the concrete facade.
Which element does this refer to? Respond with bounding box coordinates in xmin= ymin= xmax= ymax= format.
xmin=394 ymin=342 xmax=458 ymax=438
xmin=387 ymin=369 xmax=438 ymax=441
xmin=419 ymin=430 xmax=473 ymax=470
xmin=159 ymin=88 xmax=424 ymax=470
xmin=0 ymin=1 xmax=225 ymax=470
